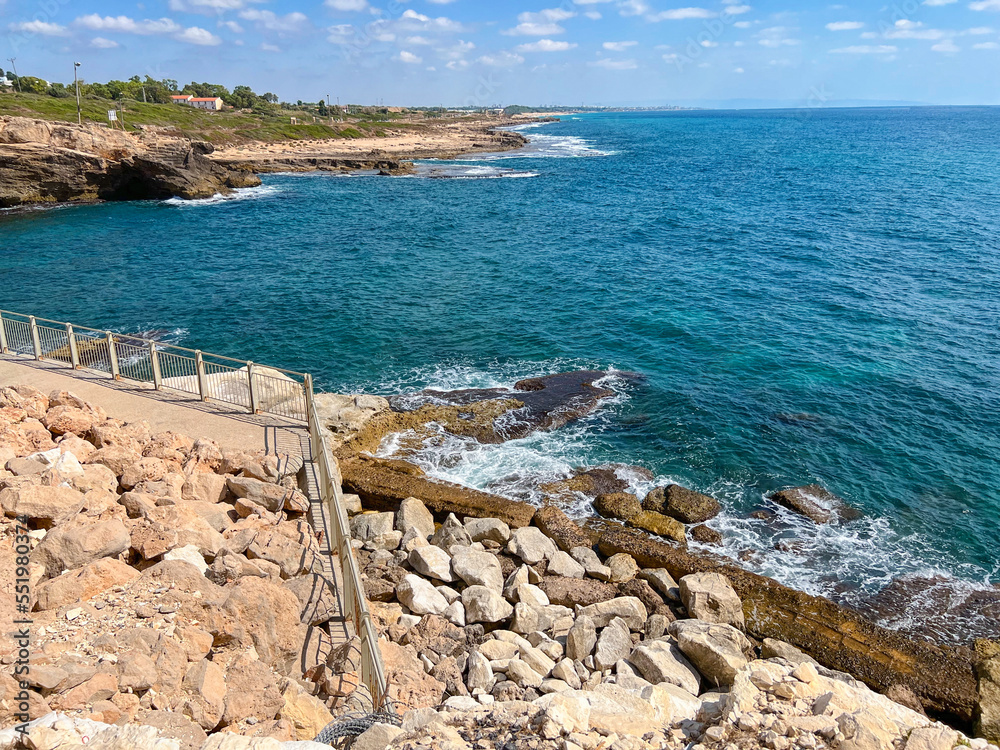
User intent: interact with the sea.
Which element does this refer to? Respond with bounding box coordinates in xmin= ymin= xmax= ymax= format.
xmin=3 ymin=107 xmax=999 ymax=643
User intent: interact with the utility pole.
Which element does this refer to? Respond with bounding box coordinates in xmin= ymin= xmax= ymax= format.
xmin=142 ymin=84 xmax=147 ymax=103
xmin=7 ymin=58 xmax=19 ymax=93
xmin=74 ymin=62 xmax=82 ymax=125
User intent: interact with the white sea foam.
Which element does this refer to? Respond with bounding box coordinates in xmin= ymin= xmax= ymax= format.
xmin=368 ymin=359 xmax=998 ymax=642
xmin=412 ymin=163 xmax=540 ymax=180
xmin=164 ymin=184 xmax=280 ymax=206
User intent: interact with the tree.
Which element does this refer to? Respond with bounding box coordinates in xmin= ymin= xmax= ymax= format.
xmin=318 ymin=99 xmax=328 ymax=116
xmin=17 ymin=76 xmax=47 ymax=94
xmin=46 ymin=82 xmax=72 ymax=98
xmin=262 ymin=92 xmax=278 ymax=103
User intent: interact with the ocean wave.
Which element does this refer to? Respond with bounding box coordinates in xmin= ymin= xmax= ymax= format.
xmin=369 ymin=360 xmax=998 ymax=644
xmin=412 ymin=164 xmax=540 ymax=180
xmin=164 ymin=184 xmax=280 ymax=206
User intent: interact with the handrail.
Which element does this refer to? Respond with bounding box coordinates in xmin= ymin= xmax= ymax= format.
xmin=0 ymin=308 xmax=390 ymax=709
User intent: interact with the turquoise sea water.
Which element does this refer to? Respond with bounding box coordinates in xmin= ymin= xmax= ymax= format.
xmin=3 ymin=108 xmax=999 ymax=638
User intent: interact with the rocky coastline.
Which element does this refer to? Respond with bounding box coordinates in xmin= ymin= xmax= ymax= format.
xmin=2 ymin=377 xmax=998 ymax=750
xmin=0 ymin=116 xmax=529 ymax=208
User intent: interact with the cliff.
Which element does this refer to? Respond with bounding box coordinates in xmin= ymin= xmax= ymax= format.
xmin=0 ymin=116 xmax=261 ymax=208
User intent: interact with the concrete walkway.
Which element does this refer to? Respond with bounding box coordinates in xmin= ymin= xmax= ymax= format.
xmin=0 ymin=355 xmax=303 ymax=454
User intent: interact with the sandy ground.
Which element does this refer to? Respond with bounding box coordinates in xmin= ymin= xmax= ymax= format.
xmin=210 ymin=117 xmax=526 ymax=163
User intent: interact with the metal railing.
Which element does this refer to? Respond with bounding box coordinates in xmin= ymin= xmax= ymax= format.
xmin=0 ymin=308 xmax=390 ymax=709
xmin=307 ymin=388 xmax=389 ymax=710
xmin=0 ymin=310 xmax=308 ymax=421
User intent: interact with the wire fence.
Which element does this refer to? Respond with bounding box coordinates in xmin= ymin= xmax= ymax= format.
xmin=0 ymin=308 xmax=390 ymax=711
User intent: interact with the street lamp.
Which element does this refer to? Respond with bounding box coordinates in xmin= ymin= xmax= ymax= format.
xmin=73 ymin=62 xmax=82 ymax=125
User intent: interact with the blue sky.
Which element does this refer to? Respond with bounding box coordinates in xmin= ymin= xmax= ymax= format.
xmin=3 ymin=0 xmax=1000 ymax=107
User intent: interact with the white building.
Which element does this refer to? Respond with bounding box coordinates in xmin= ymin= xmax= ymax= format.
xmin=189 ymin=97 xmax=223 ymax=111
xmin=0 ymin=77 xmax=13 ymax=90
xmin=170 ymin=95 xmax=224 ymax=111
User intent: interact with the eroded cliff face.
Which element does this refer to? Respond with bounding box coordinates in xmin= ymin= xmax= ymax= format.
xmin=0 ymin=116 xmax=261 ymax=207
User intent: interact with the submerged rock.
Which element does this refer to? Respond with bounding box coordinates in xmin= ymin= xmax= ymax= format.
xmin=768 ymin=483 xmax=859 ymax=524
xmin=643 ymin=484 xmax=721 ymax=524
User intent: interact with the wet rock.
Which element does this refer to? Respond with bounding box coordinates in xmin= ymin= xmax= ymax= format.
xmin=626 ymin=510 xmax=686 ymax=543
xmin=643 ymin=485 xmax=721 ymax=524
xmin=691 ymin=524 xmax=723 ymax=545
xmin=768 ymin=484 xmax=856 ymax=524
xmin=532 ymin=505 xmax=594 ymax=552
xmin=679 ymin=572 xmax=745 ymax=629
xmin=593 ymin=493 xmax=642 ymax=522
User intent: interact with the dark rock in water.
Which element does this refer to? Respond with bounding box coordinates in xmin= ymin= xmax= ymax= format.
xmin=597 ymin=525 xmax=978 ymax=726
xmin=691 ymin=524 xmax=723 ymax=546
xmin=533 ymin=505 xmax=597 ymax=552
xmin=643 ymin=484 xmax=721 ymax=524
xmin=340 ymin=454 xmax=535 ymax=528
xmin=768 ymin=484 xmax=860 ymax=524
xmin=539 ymin=576 xmax=618 ymax=608
xmin=397 ymin=370 xmax=616 ymax=443
xmin=542 ymin=464 xmax=650 ymax=501
xmin=750 ymin=509 xmax=775 ymax=521
xmin=593 ymin=492 xmax=642 ymax=521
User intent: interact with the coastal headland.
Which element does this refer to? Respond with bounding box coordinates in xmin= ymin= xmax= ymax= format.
xmin=0 ymin=113 xmax=530 ymax=208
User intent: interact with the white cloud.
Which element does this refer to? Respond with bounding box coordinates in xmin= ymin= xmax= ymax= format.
xmin=326 ymin=23 xmax=355 ymax=43
xmin=923 ymin=0 xmax=957 ymax=4
xmin=965 ymin=26 xmax=995 ymax=32
xmin=969 ymin=0 xmax=1000 ymax=8
xmin=406 ymin=35 xmax=432 ymax=44
xmin=504 ymin=22 xmax=566 ymax=35
xmin=477 ymin=50 xmax=525 ymax=66
xmin=397 ymin=49 xmax=422 ymax=63
xmin=261 ymin=42 xmax=280 ymax=51
xmin=733 ymin=66 xmax=745 ymax=72
xmin=826 ymin=21 xmax=864 ymax=31
xmin=931 ymin=39 xmax=960 ymax=50
xmin=437 ymin=39 xmax=474 ymax=59
xmin=973 ymin=40 xmax=999 ymax=47
xmin=724 ymin=4 xmax=752 ymax=14
xmin=590 ymin=57 xmax=637 ymax=68
xmin=427 ymin=0 xmax=457 ymax=4
xmin=757 ymin=27 xmax=800 ymax=46
xmin=618 ymin=0 xmax=651 ymax=16
xmin=168 ymin=0 xmax=261 ymax=12
xmin=238 ymin=10 xmax=309 ymax=33
xmin=446 ymin=59 xmax=469 ymax=69
xmin=91 ymin=36 xmax=120 ymax=48
xmin=700 ymin=39 xmax=718 ymax=46
xmin=220 ymin=20 xmax=243 ymax=32
xmin=503 ymin=7 xmax=576 ymax=35
xmin=830 ymin=44 xmax=898 ymax=53
xmin=175 ymin=26 xmax=222 ymax=44
xmin=648 ymin=7 xmax=717 ymax=21
xmin=603 ymin=40 xmax=637 ymax=50
xmin=516 ymin=38 xmax=577 ymax=51
xmin=325 ymin=0 xmax=368 ymax=10
xmin=585 ymin=11 xmax=602 ymax=19
xmin=397 ymin=9 xmax=464 ymax=33
xmin=8 ymin=20 xmax=69 ymax=36
xmin=75 ymin=15 xmax=181 ymax=34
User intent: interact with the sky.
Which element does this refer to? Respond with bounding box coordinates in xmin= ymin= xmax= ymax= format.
xmin=3 ymin=0 xmax=1000 ymax=107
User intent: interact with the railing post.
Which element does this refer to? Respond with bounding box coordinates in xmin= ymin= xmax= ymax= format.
xmin=148 ymin=342 xmax=162 ymax=389
xmin=0 ymin=317 xmax=8 ymax=354
xmin=304 ymin=373 xmax=314 ymax=424
xmin=195 ymin=350 xmax=209 ymax=401
xmin=28 ymin=316 xmax=42 ymax=360
xmin=66 ymin=324 xmax=80 ymax=369
xmin=247 ymin=362 xmax=259 ymax=414
xmin=106 ymin=333 xmax=120 ymax=379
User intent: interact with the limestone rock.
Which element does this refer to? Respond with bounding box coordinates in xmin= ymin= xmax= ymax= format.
xmin=578 ymin=596 xmax=647 ymax=630
xmin=669 ymin=619 xmax=753 ymax=688
xmin=546 ymin=551 xmax=586 ymax=579
xmin=35 ymin=557 xmax=139 ymax=610
xmin=222 ymin=653 xmax=283 ymax=725
xmin=593 ymin=492 xmax=642 ymax=521
xmin=462 ymin=585 xmax=514 ymax=624
xmin=183 ymin=658 xmax=227 ymax=730
xmin=639 ymin=568 xmax=681 ymax=601
xmin=626 ymin=510 xmax=687 ymax=543
xmin=278 ymin=680 xmax=334 ymax=741
xmin=397 ymin=574 xmax=449 ymax=616
xmin=594 ymin=617 xmax=632 ymax=671
xmin=507 ymin=526 xmax=557 ymax=564
xmin=464 ymin=517 xmax=511 ymax=545
xmin=566 ymin=614 xmax=597 ymax=661
xmin=408 ymin=545 xmax=454 ymax=582
xmin=531 ymin=505 xmax=593 ymax=552
xmin=396 ymin=496 xmax=435 ymax=539
xmin=583 ymin=683 xmax=661 ymax=736
xmin=32 ymin=517 xmax=130 ymax=577
xmin=0 ymin=484 xmax=86 ymax=526
xmin=540 ymin=577 xmax=617 ymax=608
xmin=629 ymin=638 xmax=702 ymax=695
xmin=570 ymin=547 xmax=612 ymax=581
xmin=354 ymin=722 xmax=404 ymax=750
xmin=606 ymin=552 xmax=639 ymax=582
xmin=451 ymin=548 xmax=504 ymax=591
xmin=679 ymin=571 xmax=745 ymax=629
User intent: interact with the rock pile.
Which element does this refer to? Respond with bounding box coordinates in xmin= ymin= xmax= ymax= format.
xmin=350 ymin=494 xmax=997 ymax=750
xmin=0 ymin=384 xmax=356 ymax=748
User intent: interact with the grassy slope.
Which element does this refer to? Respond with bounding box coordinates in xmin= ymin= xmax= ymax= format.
xmin=0 ymin=92 xmax=430 ymax=145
